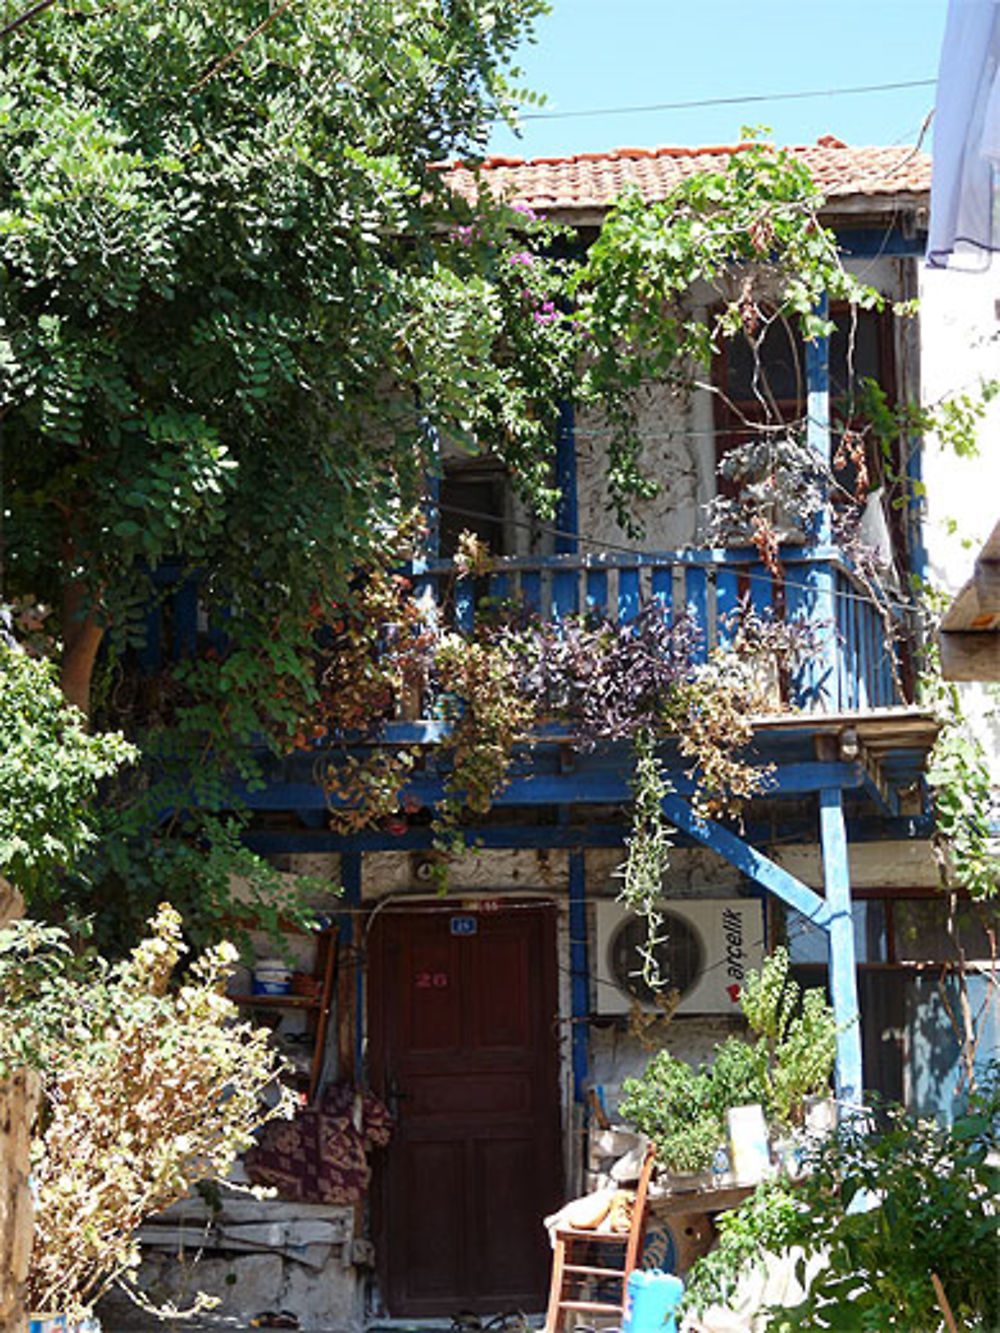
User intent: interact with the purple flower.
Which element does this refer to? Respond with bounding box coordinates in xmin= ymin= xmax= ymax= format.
xmin=507 ymin=250 xmax=535 ymax=267
xmin=533 ymin=301 xmax=559 ymax=326
xmin=511 ymin=203 xmax=540 ymax=222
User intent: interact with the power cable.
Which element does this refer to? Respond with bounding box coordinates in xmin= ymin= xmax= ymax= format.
xmin=494 ymin=78 xmax=937 ymax=125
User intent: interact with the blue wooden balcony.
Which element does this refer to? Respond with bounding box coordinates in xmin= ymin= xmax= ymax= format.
xmin=410 ymin=542 xmax=912 ymax=717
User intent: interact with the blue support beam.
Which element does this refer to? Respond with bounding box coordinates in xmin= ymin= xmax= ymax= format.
xmin=662 ymin=791 xmax=863 ymax=1102
xmin=339 ymin=849 xmax=364 ymax=1080
xmin=800 ymin=296 xmax=839 ymax=708
xmin=239 ymin=760 xmax=863 ymax=812
xmin=661 ymin=796 xmax=832 ymax=927
xmin=554 ymin=401 xmax=578 ymax=556
xmin=834 ymin=227 xmax=925 ymax=259
xmin=820 ymin=787 xmax=864 ymax=1108
xmin=554 ymin=402 xmax=580 ymax=615
xmin=568 ymin=850 xmax=589 ymax=1103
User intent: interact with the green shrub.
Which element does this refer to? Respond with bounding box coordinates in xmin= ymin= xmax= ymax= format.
xmin=771 ymin=1094 xmax=1000 ymax=1332
xmin=619 ymin=949 xmax=836 ymax=1172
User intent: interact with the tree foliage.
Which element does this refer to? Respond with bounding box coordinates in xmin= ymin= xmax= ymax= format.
xmin=0 ymin=0 xmax=574 ymax=940
xmin=1 ymin=0 xmax=557 ymax=678
xmin=0 ymin=627 xmax=135 ymax=900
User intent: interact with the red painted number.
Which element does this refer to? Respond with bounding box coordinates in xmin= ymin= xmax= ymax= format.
xmin=415 ymin=971 xmax=449 ymax=989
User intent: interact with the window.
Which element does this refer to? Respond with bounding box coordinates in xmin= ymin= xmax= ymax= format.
xmin=438 ymin=461 xmax=509 ymax=559
xmin=713 ymin=306 xmax=897 ymax=508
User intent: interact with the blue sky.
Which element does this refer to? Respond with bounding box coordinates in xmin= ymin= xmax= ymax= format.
xmin=488 ymin=0 xmax=948 ymax=160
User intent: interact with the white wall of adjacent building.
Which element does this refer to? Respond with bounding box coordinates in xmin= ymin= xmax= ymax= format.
xmin=920 ymin=261 xmax=1000 ymax=772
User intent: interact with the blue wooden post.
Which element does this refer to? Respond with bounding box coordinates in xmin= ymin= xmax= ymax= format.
xmin=820 ymin=787 xmax=864 ymax=1108
xmin=800 ymin=301 xmax=838 ymax=708
xmin=569 ymin=849 xmax=590 ymax=1103
xmin=339 ymin=850 xmax=364 ymax=1079
xmin=554 ymin=402 xmax=580 ymax=617
xmin=585 ymin=567 xmax=608 ymax=615
xmin=685 ymin=564 xmax=708 ymax=660
xmin=555 ymin=401 xmax=578 ymax=555
xmin=618 ymin=566 xmax=640 ymax=625
xmin=806 ymin=297 xmax=831 ymax=545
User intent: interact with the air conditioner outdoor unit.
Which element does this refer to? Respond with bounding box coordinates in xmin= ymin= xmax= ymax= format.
xmin=594 ymin=898 xmax=765 ymax=1016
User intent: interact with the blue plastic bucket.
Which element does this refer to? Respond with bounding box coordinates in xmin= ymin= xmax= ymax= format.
xmin=622 ymin=1268 xmax=684 ymax=1333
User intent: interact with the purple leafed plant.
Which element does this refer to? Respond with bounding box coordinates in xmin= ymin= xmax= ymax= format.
xmin=501 ymin=603 xmax=703 ymax=748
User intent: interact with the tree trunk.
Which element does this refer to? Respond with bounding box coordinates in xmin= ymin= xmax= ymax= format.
xmin=59 ymin=578 xmax=104 ymax=719
xmin=0 ymin=878 xmax=38 ymax=1333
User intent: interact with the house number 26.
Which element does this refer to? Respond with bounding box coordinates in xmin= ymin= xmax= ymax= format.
xmin=415 ymin=971 xmax=449 ymax=989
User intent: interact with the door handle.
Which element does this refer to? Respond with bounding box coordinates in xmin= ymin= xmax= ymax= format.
xmin=387 ymin=1075 xmax=410 ymax=1118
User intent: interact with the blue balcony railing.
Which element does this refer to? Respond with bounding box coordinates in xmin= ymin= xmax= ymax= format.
xmin=410 ymin=544 xmax=911 ymax=715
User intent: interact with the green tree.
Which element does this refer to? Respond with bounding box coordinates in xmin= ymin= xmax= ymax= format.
xmin=0 ymin=0 xmax=578 ymax=939
xmin=0 ymin=619 xmax=135 ymax=903
xmin=1 ymin=0 xmax=557 ymax=712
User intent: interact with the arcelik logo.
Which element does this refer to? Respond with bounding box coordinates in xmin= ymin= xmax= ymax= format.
xmin=723 ymin=907 xmax=746 ymax=1003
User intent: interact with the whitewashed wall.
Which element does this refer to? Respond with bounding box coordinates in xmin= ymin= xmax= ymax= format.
xmin=920 ymin=261 xmax=1000 ymax=767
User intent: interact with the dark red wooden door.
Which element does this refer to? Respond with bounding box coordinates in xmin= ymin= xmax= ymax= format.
xmin=368 ymin=899 xmax=563 ymax=1316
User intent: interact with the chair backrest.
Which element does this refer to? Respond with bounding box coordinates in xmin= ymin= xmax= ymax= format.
xmin=622 ymin=1145 xmax=657 ymax=1290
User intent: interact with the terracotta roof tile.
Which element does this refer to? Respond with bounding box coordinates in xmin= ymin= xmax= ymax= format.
xmin=441 ymin=140 xmax=931 ymax=214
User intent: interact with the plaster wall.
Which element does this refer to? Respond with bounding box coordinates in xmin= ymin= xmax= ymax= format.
xmin=575 ymin=381 xmax=701 ymax=554
xmin=588 ymin=1016 xmax=742 ymax=1123
xmin=361 ymin=846 xmax=568 ymax=897
xmin=919 ymin=261 xmax=1000 ymax=766
xmin=769 ymin=838 xmax=941 ymax=890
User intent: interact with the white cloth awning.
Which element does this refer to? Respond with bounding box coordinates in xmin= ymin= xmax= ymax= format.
xmin=928 ymin=0 xmax=1000 ymax=268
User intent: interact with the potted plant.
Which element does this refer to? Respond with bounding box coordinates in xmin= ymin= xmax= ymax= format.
xmin=0 ymin=905 xmax=296 ymax=1329
xmin=619 ymin=949 xmax=836 ymax=1178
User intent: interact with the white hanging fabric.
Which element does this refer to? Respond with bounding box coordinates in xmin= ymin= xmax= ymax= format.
xmin=927 ymin=0 xmax=1000 ymax=268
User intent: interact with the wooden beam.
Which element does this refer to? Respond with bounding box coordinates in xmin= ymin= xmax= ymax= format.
xmin=938 ymin=629 xmax=1000 ymax=682
xmin=555 ymin=400 xmax=578 ymax=556
xmin=568 ymin=851 xmax=589 ymax=1103
xmin=239 ymin=760 xmax=863 ymax=812
xmin=661 ymin=796 xmax=832 ymax=927
xmin=337 ymin=851 xmax=362 ymax=1081
xmin=820 ymin=788 xmax=864 ymax=1109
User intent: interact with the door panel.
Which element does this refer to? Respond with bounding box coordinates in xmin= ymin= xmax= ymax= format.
xmin=369 ymin=900 xmax=562 ymax=1316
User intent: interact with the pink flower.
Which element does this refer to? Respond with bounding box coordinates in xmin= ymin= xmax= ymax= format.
xmin=507 ymin=250 xmax=535 ymax=267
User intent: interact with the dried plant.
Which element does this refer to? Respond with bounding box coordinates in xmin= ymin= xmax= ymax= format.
xmin=0 ymin=904 xmax=295 ymax=1318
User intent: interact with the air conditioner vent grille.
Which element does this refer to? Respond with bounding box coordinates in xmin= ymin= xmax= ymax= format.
xmin=608 ymin=911 xmax=704 ymax=1005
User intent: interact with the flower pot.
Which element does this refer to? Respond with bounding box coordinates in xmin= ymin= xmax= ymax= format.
xmin=29 ymin=1316 xmax=101 ymax=1333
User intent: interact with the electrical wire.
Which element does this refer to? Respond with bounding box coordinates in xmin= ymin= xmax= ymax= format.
xmin=493 ymin=78 xmax=937 ymax=125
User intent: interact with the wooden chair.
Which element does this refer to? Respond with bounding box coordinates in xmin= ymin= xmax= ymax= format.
xmin=544 ymin=1146 xmax=656 ymax=1333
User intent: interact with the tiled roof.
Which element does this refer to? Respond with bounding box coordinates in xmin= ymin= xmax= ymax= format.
xmin=441 ymin=137 xmax=931 ymax=213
